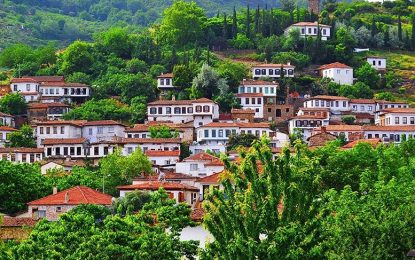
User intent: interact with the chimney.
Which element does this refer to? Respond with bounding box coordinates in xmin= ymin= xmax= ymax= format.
xmin=64 ymin=192 xmax=69 ymax=204
xmin=172 ymin=95 xmax=176 ymax=101
xmin=53 ymin=187 xmax=58 ymax=195
xmin=287 ymin=62 xmax=291 ymax=66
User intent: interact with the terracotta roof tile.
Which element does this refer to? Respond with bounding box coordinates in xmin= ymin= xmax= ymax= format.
xmin=231 ymin=108 xmax=256 ymax=114
xmin=35 ymin=120 xmax=86 ymax=127
xmin=30 ymin=76 xmax=64 ymax=82
xmin=318 ymin=62 xmax=352 ymax=70
xmin=342 ymin=138 xmax=381 ymax=149
xmin=290 ymin=21 xmax=331 ymax=27
xmin=240 ymin=80 xmax=279 ymax=85
xmin=29 ymin=102 xmax=69 ymax=109
xmin=191 ymin=208 xmax=204 ymax=222
xmin=350 ymin=99 xmax=376 ymax=104
xmin=236 ymin=93 xmax=264 ymax=97
xmin=82 ymin=120 xmax=125 ymax=126
xmin=117 ymin=181 xmax=199 ymax=192
xmin=28 ymin=186 xmax=113 ymax=205
xmin=200 ymin=122 xmax=270 ymax=128
xmin=41 ymin=82 xmax=88 ymax=87
xmin=363 ymin=125 xmax=415 ymax=131
xmin=253 ymin=63 xmax=295 ymax=68
xmin=145 ymin=150 xmax=180 ymax=157
xmin=0 ymin=126 xmax=16 ymax=131
xmin=311 ymin=95 xmax=349 ymax=100
xmin=157 ymin=73 xmax=173 ymax=78
xmin=316 ymin=125 xmax=363 ymax=132
xmin=122 ymin=138 xmax=181 ymax=144
xmin=0 ymin=112 xmax=13 ymax=117
xmin=43 ymin=138 xmax=87 ymax=145
xmin=380 ymin=108 xmax=415 ymax=114
xmin=0 ymin=148 xmax=43 ymax=153
xmin=184 ymin=152 xmax=220 ymax=161
xmin=197 ymin=172 xmax=221 ymax=183
xmin=1 ymin=217 xmax=37 ymax=227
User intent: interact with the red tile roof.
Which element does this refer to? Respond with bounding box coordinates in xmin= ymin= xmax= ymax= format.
xmin=363 ymin=125 xmax=415 ymax=131
xmin=290 ymin=21 xmax=331 ymax=27
xmin=29 ymin=102 xmax=69 ymax=109
xmin=133 ymin=171 xmax=197 ymax=182
xmin=342 ymin=138 xmax=381 ymax=149
xmin=30 ymin=76 xmax=64 ymax=82
xmin=316 ymin=125 xmax=363 ymax=132
xmin=318 ymin=62 xmax=352 ymax=70
xmin=0 ymin=126 xmax=17 ymax=131
xmin=82 ymin=120 xmax=125 ymax=126
xmin=218 ymin=113 xmax=232 ymax=120
xmin=236 ymin=93 xmax=264 ymax=97
xmin=28 ymin=186 xmax=112 ymax=206
xmin=240 ymin=80 xmax=279 ymax=85
xmin=200 ymin=122 xmax=271 ymax=128
xmin=122 ymin=138 xmax=181 ymax=144
xmin=291 ymin=115 xmax=328 ymax=120
xmin=1 ymin=217 xmax=37 ymax=227
xmin=42 ymin=138 xmax=87 ymax=145
xmin=310 ymin=95 xmax=349 ymax=101
xmin=184 ymin=152 xmax=220 ymax=161
xmin=117 ymin=181 xmax=199 ymax=192
xmin=41 ymin=82 xmax=88 ymax=87
xmin=191 ymin=208 xmax=204 ymax=222
xmin=10 ymin=78 xmax=38 ymax=83
xmin=35 ymin=120 xmax=86 ymax=127
xmin=0 ymin=148 xmax=43 ymax=153
xmin=145 ymin=150 xmax=181 ymax=157
xmin=157 ymin=73 xmax=173 ymax=78
xmin=231 ymin=108 xmax=256 ymax=114
xmin=350 ymin=99 xmax=376 ymax=104
xmin=197 ymin=172 xmax=221 ymax=183
xmin=253 ymin=63 xmax=295 ymax=68
xmin=192 ymin=98 xmax=214 ymax=103
xmin=380 ymin=108 xmax=415 ymax=114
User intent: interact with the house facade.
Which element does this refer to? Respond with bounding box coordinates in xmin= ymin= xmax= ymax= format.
xmin=0 ymin=126 xmax=17 ymax=148
xmin=10 ymin=78 xmax=40 ymax=102
xmin=28 ymin=103 xmax=70 ymax=122
xmin=318 ymin=62 xmax=354 ymax=85
xmin=367 ymin=56 xmax=386 ymax=71
xmin=145 ymin=150 xmax=181 ymax=166
xmin=284 ymin=22 xmax=331 ymax=40
xmin=0 ymin=148 xmax=43 ymax=163
xmin=176 ymin=152 xmax=224 ymax=177
xmin=288 ymin=108 xmax=331 ymax=140
xmin=375 ymin=108 xmax=415 ymax=126
xmin=252 ymin=64 xmax=295 ymax=79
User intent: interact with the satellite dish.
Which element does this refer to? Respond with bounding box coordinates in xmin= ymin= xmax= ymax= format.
xmin=158 ymin=172 xmax=166 ymax=182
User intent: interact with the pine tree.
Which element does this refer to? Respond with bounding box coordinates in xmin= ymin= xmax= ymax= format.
xmin=246 ymin=5 xmax=251 ymax=38
xmin=371 ymin=17 xmax=377 ymax=38
xmin=384 ymin=26 xmax=390 ymax=48
xmin=232 ymin=6 xmax=237 ymax=38
xmin=254 ymin=5 xmax=260 ymax=35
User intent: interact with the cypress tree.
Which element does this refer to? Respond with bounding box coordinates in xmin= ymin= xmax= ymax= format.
xmin=411 ymin=14 xmax=415 ymax=50
xmin=296 ymin=4 xmax=300 ymax=22
xmin=398 ymin=15 xmax=402 ymax=42
xmin=246 ymin=5 xmax=251 ymax=38
xmin=371 ymin=17 xmax=377 ymax=38
xmin=223 ymin=13 xmax=228 ymax=39
xmin=384 ymin=26 xmax=390 ymax=48
xmin=232 ymin=6 xmax=237 ymax=38
xmin=269 ymin=8 xmax=275 ymax=36
xmin=254 ymin=5 xmax=260 ymax=35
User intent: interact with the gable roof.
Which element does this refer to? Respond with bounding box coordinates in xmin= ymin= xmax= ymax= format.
xmin=0 ymin=148 xmax=43 ymax=153
xmin=117 ymin=181 xmax=199 ymax=192
xmin=28 ymin=186 xmax=113 ymax=206
xmin=240 ymin=80 xmax=279 ymax=86
xmin=157 ymin=73 xmax=173 ymax=78
xmin=82 ymin=120 xmax=125 ymax=127
xmin=380 ymin=108 xmax=415 ymax=114
xmin=0 ymin=126 xmax=17 ymax=131
xmin=310 ymin=95 xmax=349 ymax=101
xmin=145 ymin=150 xmax=181 ymax=157
xmin=290 ymin=21 xmax=331 ymax=27
xmin=200 ymin=122 xmax=271 ymax=128
xmin=318 ymin=62 xmax=352 ymax=70
xmin=197 ymin=172 xmax=221 ymax=184
xmin=184 ymin=152 xmax=219 ymax=161
xmin=42 ymin=138 xmax=87 ymax=145
xmin=253 ymin=63 xmax=295 ymax=68
xmin=342 ymin=138 xmax=381 ymax=149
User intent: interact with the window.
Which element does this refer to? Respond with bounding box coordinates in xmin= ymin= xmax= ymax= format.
xmin=218 ymin=130 xmax=223 ymax=137
xmin=247 ymin=87 xmax=251 ymax=93
xmin=166 ymin=107 xmax=171 ymax=114
xmin=55 ymin=147 xmax=60 ymax=156
xmin=174 ymin=107 xmax=181 ymax=114
xmin=64 ymin=147 xmax=68 ymax=155
xmin=268 ymin=108 xmax=271 ymax=113
xmin=50 ymin=89 xmax=54 ymax=94
xmin=150 ymin=107 xmax=156 ymax=114
xmin=226 ymin=130 xmax=231 ymax=137
xmin=322 ymin=29 xmax=326 ymax=35
xmin=160 ymin=79 xmax=164 ymax=85
xmin=261 ymin=69 xmax=266 ymax=75
xmin=360 ymin=105 xmax=365 ymax=111
xmin=252 ymin=98 xmax=256 ymax=104
xmin=97 ymin=127 xmax=104 ymax=134
xmin=255 ymin=69 xmax=261 ymax=75
xmin=38 ymin=210 xmax=46 ymax=218
xmin=301 ymin=28 xmax=305 ymax=34
xmin=53 ymin=127 xmax=57 ymax=134
xmin=89 ymin=128 xmax=93 ymax=135
xmin=70 ymin=147 xmax=75 ymax=155
xmin=203 ymin=105 xmax=210 ymax=112
xmin=378 ymin=60 xmax=381 ymax=66
xmin=270 ymin=87 xmax=274 ymax=94
xmin=275 ymin=69 xmax=281 ymax=75
xmin=166 ymin=78 xmax=170 ymax=85
xmin=40 ymin=127 xmax=44 ymax=134
xmin=265 ymin=87 xmax=269 ymax=94
xmin=190 ymin=163 xmax=198 ymax=171
xmin=26 ymin=84 xmax=30 ymax=91
xmin=352 ymin=105 xmax=357 ymax=111
xmin=108 ymin=126 xmax=114 ymax=133
xmin=182 ymin=107 xmax=186 ymax=114
xmin=187 ymin=107 xmax=193 ymax=113
xmin=335 ymin=101 xmax=339 ymax=107
xmin=158 ymin=107 xmax=163 ymax=114
xmin=288 ymin=69 xmax=294 ymax=75
xmin=395 ymin=117 xmax=400 ymax=124
xmin=204 ymin=129 xmax=209 ymax=137
xmin=46 ymin=127 xmax=50 ymax=134
xmin=245 ymin=98 xmax=249 ymax=105
xmin=269 ymin=69 xmax=274 ymax=75
xmin=368 ymin=106 xmax=372 ymax=111
xmin=343 ymin=101 xmax=347 ymax=107
xmin=337 ymin=69 xmax=340 ymax=74
xmin=211 ymin=130 xmax=216 ymax=137
xmin=61 ymin=127 xmax=64 ymax=134
xmin=56 ymin=206 xmax=62 ymax=212
xmin=77 ymin=147 xmax=82 ymax=155
xmin=95 ymin=147 xmax=100 ymax=155
xmin=313 ymin=28 xmax=317 ymax=34
xmin=257 ymin=98 xmax=262 ymax=104
xmin=196 ymin=105 xmax=202 ymax=112
xmin=403 ymin=117 xmax=408 ymax=124
xmin=411 ymin=117 xmax=415 ymax=124
xmin=308 ymin=28 xmax=311 ymax=34
xmin=373 ymin=60 xmax=376 ymax=66
xmin=13 ymin=85 xmax=17 ymax=91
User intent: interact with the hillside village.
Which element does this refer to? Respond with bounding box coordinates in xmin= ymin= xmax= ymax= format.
xmin=2 ymin=0 xmax=415 ymax=258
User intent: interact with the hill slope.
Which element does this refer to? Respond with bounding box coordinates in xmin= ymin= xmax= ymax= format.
xmin=0 ymin=0 xmax=278 ymax=49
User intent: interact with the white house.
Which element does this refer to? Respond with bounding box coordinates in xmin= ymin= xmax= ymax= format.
xmin=40 ymin=160 xmax=86 ymax=175
xmin=363 ymin=125 xmax=415 ymax=143
xmin=375 ymin=100 xmax=409 ymax=111
xmin=237 ymin=80 xmax=279 ymax=118
xmin=147 ymin=98 xmax=220 ymax=128
xmin=0 ymin=148 xmax=43 ymax=163
xmin=43 ymin=138 xmax=89 ymax=158
xmin=121 ymin=138 xmax=181 ymax=156
xmin=367 ymin=56 xmax=386 ymax=71
xmin=81 ymin=120 xmax=126 ymax=143
xmin=176 ymin=152 xmax=224 ymax=177
xmin=252 ymin=64 xmax=295 ymax=79
xmin=375 ymin=108 xmax=415 ymax=126
xmin=117 ymin=181 xmax=199 ymax=207
xmin=284 ymin=22 xmax=331 ymax=40
xmin=349 ymin=99 xmax=376 ymax=115
xmin=288 ymin=108 xmax=331 ymax=140
xmin=157 ymin=73 xmax=176 ymax=99
xmin=318 ymin=62 xmax=354 ymax=85
xmin=303 ymin=95 xmax=350 ymax=116
xmin=312 ymin=125 xmax=364 ymax=141
xmin=39 ymin=82 xmax=90 ymax=103
xmin=10 ymin=77 xmax=40 ymax=102
xmin=0 ymin=126 xmax=17 ymax=148
xmin=35 ymin=121 xmax=85 ymax=147
xmin=0 ymin=112 xmax=15 ymax=127
xmin=145 ymin=150 xmax=181 ymax=166
xmin=196 ymin=122 xmax=274 ymax=146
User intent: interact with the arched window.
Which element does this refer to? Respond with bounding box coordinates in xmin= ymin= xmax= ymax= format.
xmin=150 ymin=107 xmax=157 ymax=114
xmin=203 ymin=105 xmax=210 ymax=112
xmin=174 ymin=107 xmax=181 ymax=114
xmin=196 ymin=105 xmax=202 ymax=112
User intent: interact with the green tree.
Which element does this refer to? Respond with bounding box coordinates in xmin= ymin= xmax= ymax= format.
xmin=95 ymin=27 xmax=135 ymax=59
xmin=190 ymin=63 xmax=228 ymax=99
xmin=227 ymin=133 xmax=259 ymax=151
xmin=0 ymin=161 xmax=51 ymax=214
xmin=149 ymin=125 xmax=179 ymax=138
xmin=159 ymin=0 xmax=207 ymax=47
xmin=355 ymin=63 xmax=380 ymax=89
xmin=341 ymin=115 xmax=355 ymax=125
xmin=0 ymin=93 xmax=27 ymax=115
xmin=374 ymin=91 xmax=395 ymax=101
xmin=6 ymin=125 xmax=36 ymax=148
xmin=60 ymin=41 xmax=95 ymax=75
xmin=0 ymin=43 xmax=33 ymax=68
xmin=113 ymin=190 xmax=151 ymax=215
xmin=337 ymin=82 xmax=373 ymax=99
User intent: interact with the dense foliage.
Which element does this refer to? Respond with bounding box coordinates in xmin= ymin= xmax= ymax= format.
xmin=202 ymin=137 xmax=415 ymax=258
